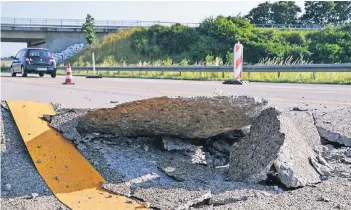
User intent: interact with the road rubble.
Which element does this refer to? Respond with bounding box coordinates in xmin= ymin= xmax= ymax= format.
xmin=1 ymin=95 xmax=351 ymax=210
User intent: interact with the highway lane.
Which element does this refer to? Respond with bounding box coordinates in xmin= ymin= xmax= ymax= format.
xmin=1 ymin=73 xmax=351 ymax=110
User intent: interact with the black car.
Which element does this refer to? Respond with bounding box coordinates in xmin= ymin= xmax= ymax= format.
xmin=10 ymin=48 xmax=57 ymax=78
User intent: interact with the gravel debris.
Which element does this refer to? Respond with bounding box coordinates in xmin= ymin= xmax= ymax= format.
xmin=31 ymin=193 xmax=39 ymax=199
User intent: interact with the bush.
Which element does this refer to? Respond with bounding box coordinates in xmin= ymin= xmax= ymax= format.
xmin=70 ymin=16 xmax=351 ymax=66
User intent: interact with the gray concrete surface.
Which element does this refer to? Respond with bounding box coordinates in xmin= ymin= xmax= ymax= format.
xmin=1 ymin=73 xmax=350 ymax=110
xmin=1 ymin=29 xmax=110 ymax=52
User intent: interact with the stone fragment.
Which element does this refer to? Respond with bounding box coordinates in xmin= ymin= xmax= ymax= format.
xmin=49 ymin=109 xmax=89 ymax=143
xmin=101 ymin=183 xmax=132 ymax=197
xmin=291 ymin=107 xmax=308 ymax=111
xmin=310 ymin=157 xmax=332 ymax=176
xmin=101 ymin=173 xmax=160 ymax=197
xmin=343 ymin=158 xmax=351 ymax=164
xmin=314 ymin=109 xmax=351 ymax=146
xmin=158 ymin=158 xmax=225 ymax=183
xmin=31 ymin=193 xmax=39 ymax=199
xmin=208 ymin=181 xmax=275 ymax=205
xmin=162 ymin=137 xmax=197 ymax=152
xmin=133 ymin=181 xmax=212 ymax=210
xmin=180 ymin=146 xmax=207 ymax=165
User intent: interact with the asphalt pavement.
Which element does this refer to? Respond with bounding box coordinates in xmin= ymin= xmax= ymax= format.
xmin=1 ymin=73 xmax=351 ymax=110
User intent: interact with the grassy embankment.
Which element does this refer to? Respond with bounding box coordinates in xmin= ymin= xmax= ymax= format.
xmin=61 ymin=28 xmax=350 ymax=84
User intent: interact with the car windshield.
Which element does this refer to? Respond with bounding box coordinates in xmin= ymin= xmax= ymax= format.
xmin=28 ymin=49 xmax=51 ymax=58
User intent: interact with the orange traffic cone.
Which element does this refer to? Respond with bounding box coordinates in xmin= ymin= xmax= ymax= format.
xmin=62 ymin=63 xmax=75 ymax=85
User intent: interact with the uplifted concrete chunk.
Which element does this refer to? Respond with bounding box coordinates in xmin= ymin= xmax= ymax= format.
xmin=229 ymin=107 xmax=284 ymax=183
xmin=274 ymin=112 xmax=321 ymax=188
xmin=229 ymin=107 xmax=321 ymax=188
xmin=133 ymin=181 xmax=212 ymax=210
xmin=76 ymin=96 xmax=267 ymax=140
xmin=313 ymin=109 xmax=351 ymax=147
xmin=101 ymin=173 xmax=160 ymax=197
xmin=48 ymin=109 xmax=88 ymax=143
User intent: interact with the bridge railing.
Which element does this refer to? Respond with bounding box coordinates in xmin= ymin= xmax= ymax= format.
xmin=1 ymin=17 xmax=200 ymax=29
xmin=1 ymin=17 xmax=326 ymax=30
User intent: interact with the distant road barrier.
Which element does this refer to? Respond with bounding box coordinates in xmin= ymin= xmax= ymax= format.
xmin=1 ymin=17 xmax=327 ymax=30
xmin=57 ymin=64 xmax=351 ymax=73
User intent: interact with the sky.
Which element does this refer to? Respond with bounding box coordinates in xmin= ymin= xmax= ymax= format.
xmin=0 ymin=1 xmax=306 ymax=57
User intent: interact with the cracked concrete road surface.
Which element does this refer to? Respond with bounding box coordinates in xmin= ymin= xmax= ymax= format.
xmin=1 ymin=74 xmax=351 ymax=210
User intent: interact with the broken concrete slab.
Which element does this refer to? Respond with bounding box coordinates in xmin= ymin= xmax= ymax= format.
xmin=229 ymin=107 xmax=321 ymax=188
xmin=229 ymin=107 xmax=284 ymax=184
xmin=157 ymin=157 xmax=226 ymax=183
xmin=76 ymin=95 xmax=267 ymax=140
xmin=274 ymin=112 xmax=322 ymax=188
xmin=133 ymin=181 xmax=211 ymax=210
xmin=317 ymin=147 xmax=351 ymax=178
xmin=48 ymin=109 xmax=89 ymax=143
xmin=101 ymin=182 xmax=132 ymax=197
xmin=313 ymin=109 xmax=351 ymax=146
xmin=207 ymin=181 xmax=276 ymax=205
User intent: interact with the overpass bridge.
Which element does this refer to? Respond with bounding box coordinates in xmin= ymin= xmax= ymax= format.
xmin=1 ymin=17 xmax=325 ymax=53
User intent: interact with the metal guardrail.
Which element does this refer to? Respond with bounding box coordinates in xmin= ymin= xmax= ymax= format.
xmin=1 ymin=17 xmax=327 ymax=30
xmin=56 ymin=64 xmax=351 ymax=73
xmin=1 ymin=17 xmax=200 ymax=29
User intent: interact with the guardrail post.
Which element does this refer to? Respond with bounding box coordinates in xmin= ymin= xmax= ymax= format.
xmin=248 ymin=72 xmax=250 ymax=79
xmin=312 ymin=72 xmax=316 ymax=80
xmin=277 ymin=72 xmax=281 ymax=78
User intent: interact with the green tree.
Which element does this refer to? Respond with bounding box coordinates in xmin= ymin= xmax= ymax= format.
xmin=245 ymin=1 xmax=302 ymax=25
xmin=271 ymin=1 xmax=302 ymax=24
xmin=245 ymin=2 xmax=273 ymax=25
xmin=82 ymin=14 xmax=97 ymax=45
xmin=331 ymin=1 xmax=351 ymax=24
xmin=300 ymin=1 xmax=336 ymax=24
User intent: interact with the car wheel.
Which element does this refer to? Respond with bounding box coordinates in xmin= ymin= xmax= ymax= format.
xmin=39 ymin=72 xmax=44 ymax=77
xmin=10 ymin=66 xmax=16 ymax=77
xmin=21 ymin=66 xmax=27 ymax=77
xmin=51 ymin=71 xmax=56 ymax=78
